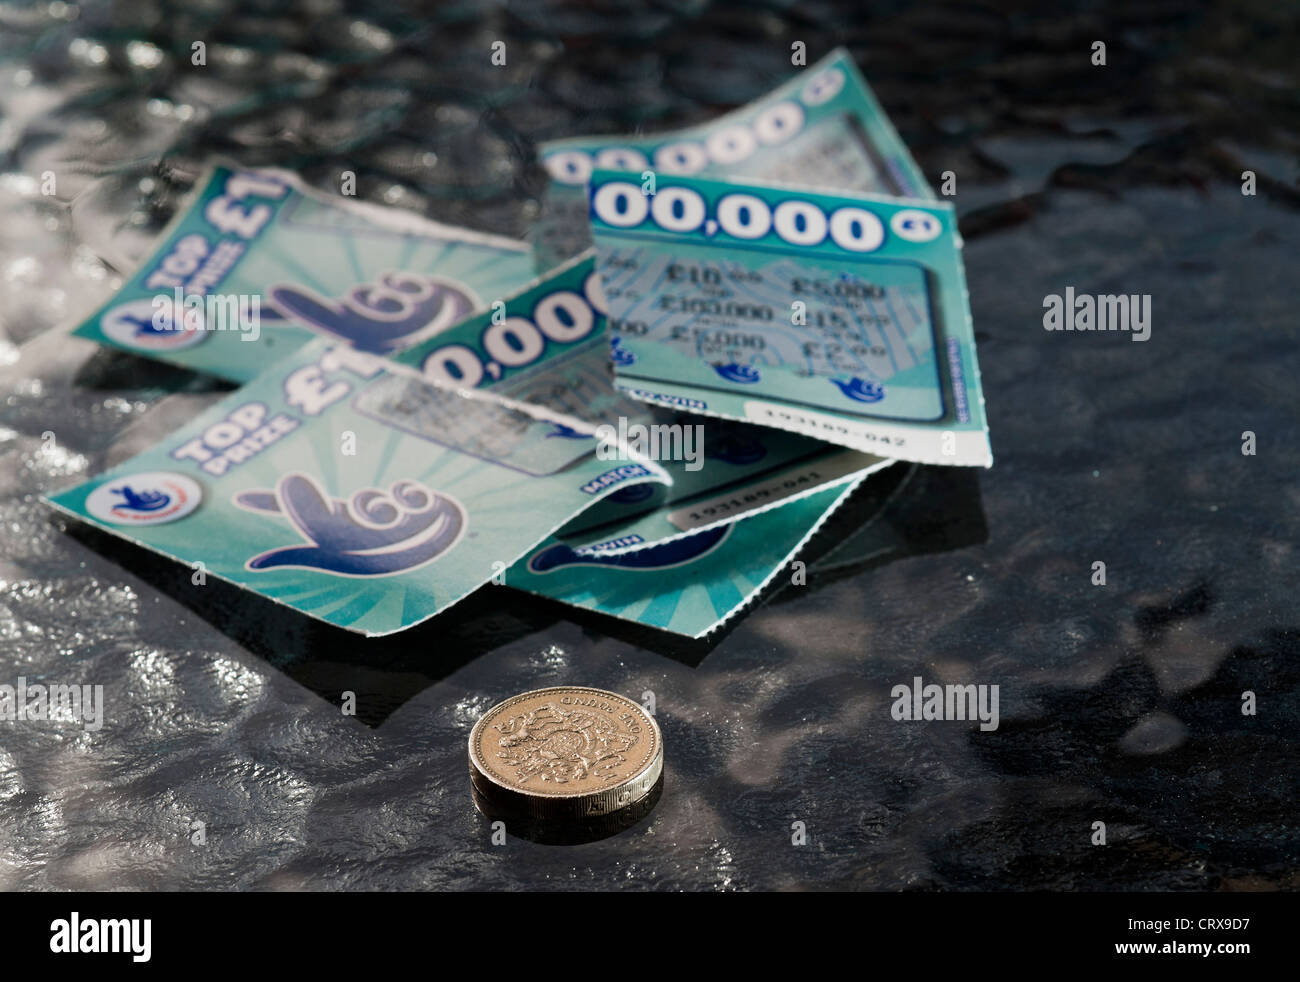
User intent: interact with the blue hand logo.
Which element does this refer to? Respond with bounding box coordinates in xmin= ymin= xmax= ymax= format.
xmin=546 ymin=423 xmax=591 ymax=440
xmin=119 ymin=312 xmax=174 ymax=338
xmin=705 ymin=432 xmax=768 ymax=466
xmin=268 ymin=272 xmax=475 ymax=354
xmin=100 ymin=299 xmax=207 ymax=352
xmin=234 ymin=473 xmax=465 ymax=576
xmin=111 ymin=484 xmax=172 ymax=512
xmin=610 ymin=336 xmax=636 ymax=367
xmin=713 ymin=362 xmax=761 ymax=384
xmin=831 ymin=376 xmax=886 ymax=403
xmin=608 ymin=482 xmax=656 ymax=504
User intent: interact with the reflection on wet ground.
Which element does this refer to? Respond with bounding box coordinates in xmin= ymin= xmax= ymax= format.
xmin=0 ymin=0 xmax=1296 ymax=888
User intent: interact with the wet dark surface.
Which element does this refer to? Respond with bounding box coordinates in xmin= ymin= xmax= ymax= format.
xmin=1 ymin=0 xmax=1297 ymax=889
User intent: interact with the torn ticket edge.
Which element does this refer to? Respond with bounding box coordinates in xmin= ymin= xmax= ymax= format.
xmin=381 ymin=249 xmax=894 ymax=555
xmin=66 ymin=160 xmax=535 ymax=383
xmin=42 ymin=336 xmax=674 ymax=637
xmin=504 ymin=471 xmax=869 ymax=639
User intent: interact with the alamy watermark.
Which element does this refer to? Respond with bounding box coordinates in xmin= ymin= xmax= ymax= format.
xmin=890 ymin=675 xmax=999 ymax=731
xmin=151 ymin=288 xmax=262 ymax=342
xmin=595 ymin=416 xmax=705 ymax=471
xmin=50 ymin=913 xmax=150 ymax=962
xmin=1043 ymin=287 xmax=1150 ymax=341
xmin=0 ymin=677 xmax=104 ymax=731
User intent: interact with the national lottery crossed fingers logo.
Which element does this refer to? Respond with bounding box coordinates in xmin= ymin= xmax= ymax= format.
xmin=232 ymin=473 xmax=467 ymax=577
xmin=85 ymin=472 xmax=205 ymax=527
xmin=83 ymin=468 xmax=467 ymax=578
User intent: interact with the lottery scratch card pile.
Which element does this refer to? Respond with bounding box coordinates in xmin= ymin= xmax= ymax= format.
xmin=46 ymin=48 xmax=990 ymax=638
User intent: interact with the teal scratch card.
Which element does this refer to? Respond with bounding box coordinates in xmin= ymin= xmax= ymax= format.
xmin=44 ymin=338 xmax=670 ymax=636
xmin=534 ymin=47 xmax=934 ymax=270
xmin=71 ymin=163 xmax=536 ymax=382
xmin=588 ymin=170 xmax=992 ymax=467
xmin=390 ymin=253 xmax=893 ymax=553
xmin=506 ymin=475 xmax=865 ymax=638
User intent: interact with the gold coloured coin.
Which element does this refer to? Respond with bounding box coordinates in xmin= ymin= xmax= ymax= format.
xmin=468 ymin=686 xmax=662 ymax=821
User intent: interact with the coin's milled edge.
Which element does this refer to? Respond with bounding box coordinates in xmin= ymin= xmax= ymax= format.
xmin=472 ymin=752 xmax=664 ymax=821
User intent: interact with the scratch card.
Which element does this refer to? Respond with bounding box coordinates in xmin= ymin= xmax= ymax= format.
xmin=534 ymin=47 xmax=934 ymax=269
xmin=45 ymin=339 xmax=670 ymax=636
xmin=506 ymin=474 xmax=864 ymax=638
xmin=390 ymin=253 xmax=892 ymax=552
xmin=588 ymin=170 xmax=991 ymax=466
xmin=71 ymin=163 xmax=535 ymax=382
